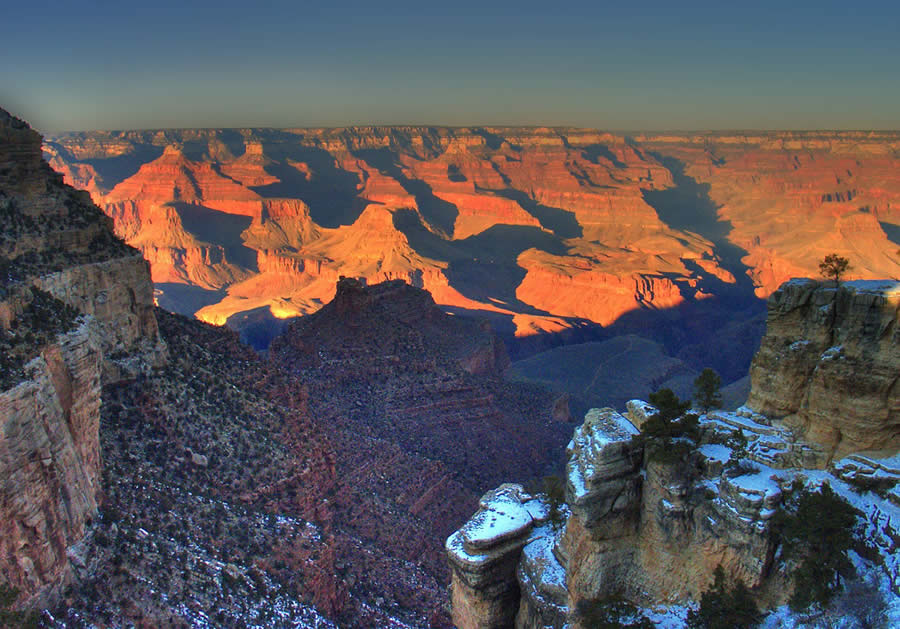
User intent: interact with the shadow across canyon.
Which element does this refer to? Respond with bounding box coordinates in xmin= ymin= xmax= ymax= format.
xmin=491 ymin=187 xmax=583 ymax=239
xmin=643 ymin=154 xmax=757 ymax=304
xmin=253 ymin=140 xmax=368 ymax=228
xmin=880 ymin=221 xmax=900 ymax=246
xmin=172 ymin=202 xmax=258 ymax=271
xmin=355 ymin=148 xmax=459 ymax=238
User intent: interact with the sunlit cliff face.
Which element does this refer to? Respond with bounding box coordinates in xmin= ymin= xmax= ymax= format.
xmin=45 ymin=127 xmax=900 ymax=339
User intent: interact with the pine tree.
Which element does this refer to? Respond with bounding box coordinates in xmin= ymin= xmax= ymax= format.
xmin=647 ymin=388 xmax=691 ymax=424
xmin=639 ymin=389 xmax=699 ymax=463
xmin=773 ymin=482 xmax=860 ymax=611
xmin=687 ymin=565 xmax=762 ymax=629
xmin=819 ymin=254 xmax=851 ymax=285
xmin=693 ymin=368 xmax=722 ymax=413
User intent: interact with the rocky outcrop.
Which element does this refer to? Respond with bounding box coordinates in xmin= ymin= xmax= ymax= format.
xmin=33 ymin=255 xmax=165 ymax=381
xmin=448 ymin=276 xmax=900 ymax=625
xmin=0 ymin=318 xmax=102 ymax=605
xmin=746 ymin=278 xmax=900 ymax=459
xmin=448 ymin=406 xmax=790 ymax=627
xmin=1 ymin=108 xmax=165 ymax=607
xmin=446 ymin=485 xmax=547 ymax=629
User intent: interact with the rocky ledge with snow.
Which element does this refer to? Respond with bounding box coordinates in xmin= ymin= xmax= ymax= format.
xmin=449 ymin=401 xmax=900 ymax=627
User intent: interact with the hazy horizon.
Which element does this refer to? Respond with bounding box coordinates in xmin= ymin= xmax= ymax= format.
xmin=5 ymin=0 xmax=899 ymax=132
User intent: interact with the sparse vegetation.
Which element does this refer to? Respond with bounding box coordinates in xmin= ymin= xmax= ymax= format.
xmin=844 ymin=474 xmax=897 ymax=498
xmin=0 ymin=582 xmax=40 ymax=628
xmin=574 ymin=595 xmax=653 ymax=628
xmin=724 ymin=429 xmax=752 ymax=472
xmin=542 ymin=475 xmax=566 ymax=530
xmin=635 ymin=388 xmax=699 ymax=463
xmin=0 ymin=288 xmax=81 ymax=390
xmin=693 ymin=368 xmax=722 ymax=414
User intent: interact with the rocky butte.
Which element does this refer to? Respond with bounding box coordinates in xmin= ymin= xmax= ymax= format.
xmin=0 ymin=108 xmax=165 ymax=607
xmin=447 ymin=277 xmax=900 ymax=627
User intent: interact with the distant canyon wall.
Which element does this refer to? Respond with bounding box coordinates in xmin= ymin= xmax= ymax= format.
xmin=43 ymin=127 xmax=900 ymax=340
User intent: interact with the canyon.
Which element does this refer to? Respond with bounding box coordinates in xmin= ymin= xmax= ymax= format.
xmin=2 ymin=109 xmax=572 ymax=626
xmin=44 ymin=127 xmax=900 ymax=406
xmin=4 ymin=111 xmax=900 ymax=625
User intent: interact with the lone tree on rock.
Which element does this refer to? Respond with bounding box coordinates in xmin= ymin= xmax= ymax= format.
xmin=693 ymin=368 xmax=722 ymax=414
xmin=819 ymin=254 xmax=851 ymax=285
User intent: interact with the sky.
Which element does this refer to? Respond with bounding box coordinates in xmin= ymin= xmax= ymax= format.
xmin=3 ymin=0 xmax=899 ymax=132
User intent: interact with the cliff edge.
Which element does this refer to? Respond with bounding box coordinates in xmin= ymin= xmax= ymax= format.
xmin=447 ymin=277 xmax=900 ymax=627
xmin=747 ymin=278 xmax=899 ymax=459
xmin=0 ymin=107 xmax=165 ymax=606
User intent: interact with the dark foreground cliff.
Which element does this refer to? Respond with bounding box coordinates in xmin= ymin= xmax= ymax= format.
xmin=0 ymin=108 xmax=165 ymax=607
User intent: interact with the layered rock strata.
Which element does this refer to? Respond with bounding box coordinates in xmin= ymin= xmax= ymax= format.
xmin=0 ymin=318 xmax=102 ymax=604
xmin=45 ymin=127 xmax=900 ymax=338
xmin=746 ymin=278 xmax=900 ymax=458
xmin=448 ymin=406 xmax=793 ymax=627
xmin=1 ymin=108 xmax=165 ymax=606
xmin=446 ymin=485 xmax=550 ymax=629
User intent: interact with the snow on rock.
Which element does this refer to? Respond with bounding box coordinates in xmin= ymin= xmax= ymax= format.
xmin=463 ymin=486 xmax=534 ymax=551
xmin=567 ymin=407 xmax=639 ymax=501
xmin=566 ymin=407 xmax=643 ymax=530
xmin=842 ymin=279 xmax=900 ymax=295
xmin=516 ymin=526 xmax=569 ymax=627
xmin=626 ymin=399 xmax=658 ymax=429
xmin=699 ymin=443 xmax=732 ymax=464
xmin=446 ymin=483 xmax=539 ymax=566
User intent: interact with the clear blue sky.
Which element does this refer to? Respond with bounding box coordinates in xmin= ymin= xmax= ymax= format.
xmin=3 ymin=0 xmax=899 ymax=131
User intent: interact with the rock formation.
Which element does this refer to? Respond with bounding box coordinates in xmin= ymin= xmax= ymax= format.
xmin=448 ymin=277 xmax=900 ymax=626
xmin=0 ymin=296 xmax=102 ymax=606
xmin=746 ymin=278 xmax=900 ymax=459
xmin=0 ymin=108 xmax=164 ymax=606
xmin=447 ymin=403 xmax=829 ymax=627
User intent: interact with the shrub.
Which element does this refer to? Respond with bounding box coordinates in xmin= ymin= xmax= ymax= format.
xmin=772 ymin=482 xmax=860 ymax=611
xmin=687 ymin=565 xmax=762 ymax=629
xmin=844 ymin=474 xmax=897 ymax=498
xmin=0 ymin=582 xmax=40 ymax=628
xmin=542 ymin=475 xmax=566 ymax=530
xmin=575 ymin=596 xmax=653 ymax=628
